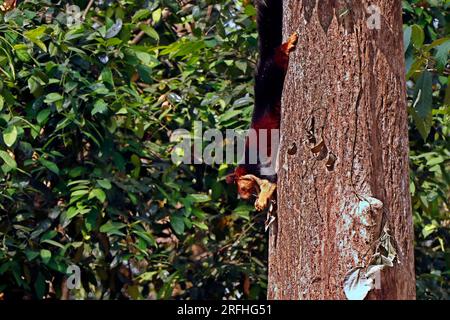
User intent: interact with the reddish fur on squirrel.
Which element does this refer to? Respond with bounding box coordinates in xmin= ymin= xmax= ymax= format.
xmin=227 ymin=0 xmax=297 ymax=197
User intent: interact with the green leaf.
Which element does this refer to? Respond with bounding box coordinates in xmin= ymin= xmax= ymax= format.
xmin=0 ymin=150 xmax=17 ymax=170
xmin=445 ymin=76 xmax=450 ymax=106
xmin=39 ymin=158 xmax=60 ymax=174
xmin=24 ymin=250 xmax=40 ymax=261
xmin=435 ymin=40 xmax=450 ymax=70
xmin=66 ymin=206 xmax=90 ymax=220
xmin=44 ymin=93 xmax=63 ymax=104
xmin=140 ymin=25 xmax=159 ymax=41
xmin=422 ymin=224 xmax=437 ymax=238
xmin=100 ymin=67 xmax=114 ymax=86
xmin=402 ymin=1 xmax=414 ymax=13
xmin=71 ymin=189 xmax=89 ymax=197
xmin=170 ymin=214 xmax=185 ymax=235
xmin=133 ymin=230 xmax=157 ymax=247
xmin=41 ymin=239 xmax=65 ymax=249
xmin=187 ymin=194 xmax=210 ymax=203
xmin=233 ymin=204 xmax=253 ymax=221
xmin=3 ymin=125 xmax=18 ymax=147
xmin=244 ymin=4 xmax=257 ymax=17
xmin=28 ymin=76 xmax=43 ymax=95
xmin=132 ymin=9 xmax=151 ymax=23
xmin=37 ymin=108 xmax=51 ymax=124
xmin=24 ymin=26 xmax=48 ymax=52
xmin=25 ymin=39 xmax=46 ymax=53
xmin=99 ymin=221 xmax=126 ymax=236
xmin=403 ymin=26 xmax=412 ymax=52
xmin=0 ymin=95 xmax=4 ymax=111
xmin=64 ymin=81 xmax=78 ymax=93
xmin=413 ymin=71 xmax=433 ymax=119
xmin=137 ymin=65 xmax=153 ymax=83
xmin=219 ymin=109 xmax=243 ymax=122
xmin=84 ymin=211 xmax=98 ymax=232
xmin=14 ymin=44 xmax=31 ymax=62
xmin=89 ymin=188 xmax=106 ymax=203
xmin=411 ymin=24 xmax=424 ymax=48
xmin=426 ymin=155 xmax=444 ymax=166
xmin=235 ymin=60 xmax=247 ymax=73
xmin=152 ymin=8 xmax=162 ymax=24
xmin=135 ymin=51 xmax=153 ymax=64
xmin=411 ymin=108 xmax=432 ymax=141
xmin=192 ymin=221 xmax=208 ymax=231
xmin=40 ymin=249 xmax=52 ymax=264
xmin=92 ymin=99 xmax=108 ymax=116
xmin=97 ymin=179 xmax=112 ymax=190
xmin=24 ymin=26 xmax=47 ymax=40
xmin=34 ymin=272 xmax=46 ymax=299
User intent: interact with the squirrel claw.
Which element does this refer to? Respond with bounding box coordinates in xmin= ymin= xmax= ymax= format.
xmin=254 ymin=179 xmax=277 ymax=212
xmin=287 ymin=32 xmax=299 ymax=52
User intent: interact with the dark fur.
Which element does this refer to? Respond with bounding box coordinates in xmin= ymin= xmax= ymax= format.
xmin=235 ymin=0 xmax=285 ymax=182
xmin=253 ymin=0 xmax=283 ymax=125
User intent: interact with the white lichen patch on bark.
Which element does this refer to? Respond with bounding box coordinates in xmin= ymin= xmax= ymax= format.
xmin=337 ymin=195 xmax=383 ymax=265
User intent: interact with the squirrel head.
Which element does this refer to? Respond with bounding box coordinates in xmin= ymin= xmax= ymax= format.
xmin=226 ymin=166 xmax=256 ymax=200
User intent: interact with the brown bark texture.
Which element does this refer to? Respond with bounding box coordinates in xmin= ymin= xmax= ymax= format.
xmin=268 ymin=0 xmax=416 ymax=300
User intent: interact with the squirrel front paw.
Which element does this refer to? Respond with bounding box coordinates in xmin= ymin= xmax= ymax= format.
xmin=254 ymin=179 xmax=277 ymax=211
xmin=255 ymin=197 xmax=269 ymax=212
xmin=286 ymin=32 xmax=299 ymax=53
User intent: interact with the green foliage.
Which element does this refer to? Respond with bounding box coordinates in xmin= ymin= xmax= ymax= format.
xmin=403 ymin=0 xmax=449 ymax=299
xmin=0 ymin=0 xmax=448 ymax=300
xmin=0 ymin=0 xmax=264 ymax=299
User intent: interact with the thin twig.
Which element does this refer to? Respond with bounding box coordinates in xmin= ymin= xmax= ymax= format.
xmin=130 ymin=19 xmax=152 ymax=45
xmin=82 ymin=0 xmax=95 ymax=21
xmin=131 ymin=31 xmax=146 ymax=45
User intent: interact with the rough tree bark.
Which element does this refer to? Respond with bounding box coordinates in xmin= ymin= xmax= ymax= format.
xmin=268 ymin=0 xmax=416 ymax=300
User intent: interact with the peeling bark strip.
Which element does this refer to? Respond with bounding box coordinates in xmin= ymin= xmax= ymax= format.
xmin=268 ymin=0 xmax=415 ymax=300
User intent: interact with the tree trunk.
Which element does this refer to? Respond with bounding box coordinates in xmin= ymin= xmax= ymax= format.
xmin=268 ymin=0 xmax=416 ymax=300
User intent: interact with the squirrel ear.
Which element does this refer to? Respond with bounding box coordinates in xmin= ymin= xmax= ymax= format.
xmin=235 ymin=166 xmax=247 ymax=178
xmin=226 ymin=173 xmax=236 ymax=184
xmin=226 ymin=166 xmax=247 ymax=184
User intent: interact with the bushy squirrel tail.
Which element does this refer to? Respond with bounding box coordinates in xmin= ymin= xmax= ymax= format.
xmin=255 ymin=0 xmax=282 ymax=61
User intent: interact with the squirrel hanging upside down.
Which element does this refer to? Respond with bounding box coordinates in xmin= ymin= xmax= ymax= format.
xmin=227 ymin=0 xmax=298 ymax=213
